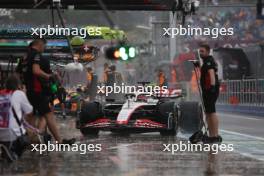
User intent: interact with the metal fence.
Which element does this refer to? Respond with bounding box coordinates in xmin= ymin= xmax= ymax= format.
xmin=218 ymin=79 xmax=264 ymax=107
xmin=178 ymin=79 xmax=264 ymax=107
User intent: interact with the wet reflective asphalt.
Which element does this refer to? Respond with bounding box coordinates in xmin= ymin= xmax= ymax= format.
xmin=1 ymin=115 xmax=264 ymax=176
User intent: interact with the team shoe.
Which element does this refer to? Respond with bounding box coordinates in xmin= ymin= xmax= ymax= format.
xmin=62 ymin=138 xmax=76 ymax=145
xmin=202 ymin=135 xmax=223 ymax=144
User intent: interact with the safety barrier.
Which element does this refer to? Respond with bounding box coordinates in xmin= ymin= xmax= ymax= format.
xmin=218 ymin=79 xmax=264 ymax=107
xmin=171 ymin=79 xmax=264 ymax=108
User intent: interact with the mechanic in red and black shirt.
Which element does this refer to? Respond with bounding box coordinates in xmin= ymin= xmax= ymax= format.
xmin=199 ymin=44 xmax=222 ymax=143
xmin=25 ymin=39 xmax=51 ymax=114
xmin=25 ymin=39 xmax=75 ymax=144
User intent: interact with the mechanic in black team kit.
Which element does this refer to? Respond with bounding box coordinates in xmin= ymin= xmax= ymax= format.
xmin=24 ymin=39 xmax=75 ymax=144
xmin=199 ymin=44 xmax=222 ymax=143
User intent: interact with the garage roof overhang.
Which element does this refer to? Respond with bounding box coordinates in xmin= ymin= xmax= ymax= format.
xmin=0 ymin=0 xmax=176 ymax=11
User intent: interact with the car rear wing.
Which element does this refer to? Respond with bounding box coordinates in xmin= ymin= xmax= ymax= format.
xmin=154 ymin=89 xmax=183 ymax=98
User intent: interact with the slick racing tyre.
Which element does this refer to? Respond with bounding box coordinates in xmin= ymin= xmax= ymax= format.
xmin=179 ymin=101 xmax=203 ymax=133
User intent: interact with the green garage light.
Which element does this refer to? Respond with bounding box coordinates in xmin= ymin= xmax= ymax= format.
xmin=128 ymin=47 xmax=136 ymax=58
xmin=106 ymin=45 xmax=136 ymax=61
xmin=119 ymin=47 xmax=128 ymax=60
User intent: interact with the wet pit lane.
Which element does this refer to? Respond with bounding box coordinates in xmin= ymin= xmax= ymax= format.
xmin=1 ymin=117 xmax=264 ymax=176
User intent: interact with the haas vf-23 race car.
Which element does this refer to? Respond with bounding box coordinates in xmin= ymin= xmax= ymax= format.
xmin=77 ymin=90 xmax=203 ymax=136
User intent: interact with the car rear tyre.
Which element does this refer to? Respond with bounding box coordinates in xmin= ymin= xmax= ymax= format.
xmin=179 ymin=101 xmax=203 ymax=133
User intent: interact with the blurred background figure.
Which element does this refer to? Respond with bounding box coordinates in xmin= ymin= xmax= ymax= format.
xmin=171 ymin=67 xmax=177 ymax=85
xmin=102 ymin=63 xmax=110 ymax=84
xmin=106 ymin=65 xmax=123 ymax=102
xmin=53 ymin=72 xmax=67 ymax=119
xmin=190 ymin=70 xmax=200 ymax=94
xmin=157 ymin=69 xmax=168 ymax=87
xmin=86 ymin=66 xmax=98 ymax=101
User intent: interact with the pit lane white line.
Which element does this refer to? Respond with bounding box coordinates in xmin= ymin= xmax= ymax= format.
xmin=218 ymin=113 xmax=262 ymax=121
xmin=220 ymin=129 xmax=264 ymax=161
xmin=220 ymin=129 xmax=264 ymax=142
xmin=237 ymin=152 xmax=264 ymax=161
xmin=107 ymin=143 xmax=136 ymax=150
xmin=180 ymin=131 xmax=264 ymax=161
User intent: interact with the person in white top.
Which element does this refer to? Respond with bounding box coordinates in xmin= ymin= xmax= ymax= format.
xmin=6 ymin=75 xmax=33 ymax=136
xmin=0 ymin=75 xmax=33 ymax=160
xmin=9 ymin=90 xmax=33 ymax=136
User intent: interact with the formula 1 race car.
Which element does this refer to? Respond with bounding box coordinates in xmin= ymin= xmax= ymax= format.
xmin=76 ymin=89 xmax=203 ymax=136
